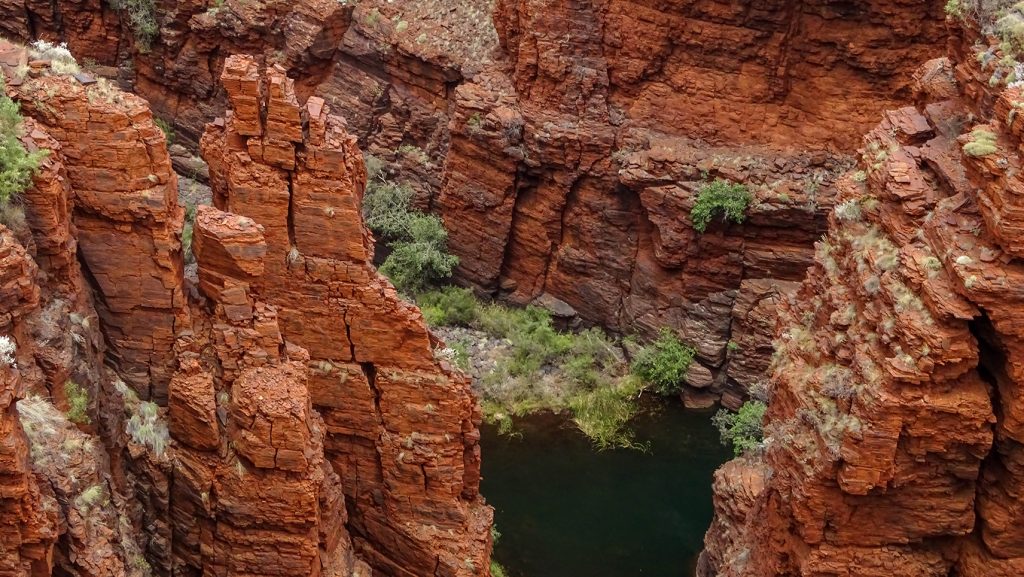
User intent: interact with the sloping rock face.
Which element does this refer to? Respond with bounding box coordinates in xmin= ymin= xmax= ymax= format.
xmin=1 ymin=44 xmax=490 ymax=577
xmin=699 ymin=22 xmax=1024 ymax=577
xmin=0 ymin=229 xmax=57 ymax=577
xmin=1 ymin=0 xmax=946 ymax=398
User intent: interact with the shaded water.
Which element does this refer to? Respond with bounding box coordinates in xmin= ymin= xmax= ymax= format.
xmin=481 ymin=402 xmax=731 ymax=577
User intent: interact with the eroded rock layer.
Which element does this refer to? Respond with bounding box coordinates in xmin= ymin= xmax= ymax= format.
xmin=0 ymin=43 xmax=490 ymax=577
xmin=699 ymin=22 xmax=1024 ymax=577
xmin=0 ymin=0 xmax=948 ymax=399
xmin=199 ymin=55 xmax=491 ymax=576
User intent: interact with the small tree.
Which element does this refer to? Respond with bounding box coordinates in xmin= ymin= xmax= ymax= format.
xmin=630 ymin=329 xmax=696 ymax=395
xmin=690 ymin=179 xmax=752 ymax=233
xmin=363 ymin=179 xmax=415 ymax=242
xmin=378 ymin=214 xmax=459 ymax=294
xmin=713 ymin=401 xmax=767 ymax=457
xmin=0 ymin=80 xmax=47 ymax=206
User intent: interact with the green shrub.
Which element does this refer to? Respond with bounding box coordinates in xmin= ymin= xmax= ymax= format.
xmin=0 ymin=80 xmax=47 ymax=206
xmin=506 ymin=319 xmax=572 ymax=377
xmin=690 ymin=179 xmax=753 ymax=233
xmin=476 ymin=303 xmax=539 ymax=338
xmin=569 ymin=375 xmax=644 ymax=450
xmin=630 ymin=329 xmax=696 ymax=395
xmin=490 ymin=562 xmax=509 ymax=577
xmin=379 ymin=214 xmax=459 ymax=294
xmin=418 ymin=286 xmax=479 ymax=326
xmin=363 ymin=179 xmax=415 ymax=242
xmin=363 ymin=171 xmax=459 ymax=293
xmin=477 ymin=304 xmax=573 ymax=375
xmin=563 ymin=328 xmax=620 ymax=388
xmin=713 ymin=400 xmax=767 ymax=457
xmin=64 ymin=381 xmax=91 ymax=425
xmin=110 ymin=0 xmax=158 ymax=52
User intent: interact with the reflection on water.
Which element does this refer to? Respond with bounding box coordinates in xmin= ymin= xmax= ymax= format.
xmin=481 ymin=401 xmax=731 ymax=577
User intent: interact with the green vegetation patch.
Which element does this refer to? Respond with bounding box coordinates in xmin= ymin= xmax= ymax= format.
xmin=690 ymin=179 xmax=753 ymax=233
xmin=421 ymin=288 xmax=698 ymax=450
xmin=110 ymin=0 xmax=159 ymax=52
xmin=362 ymin=157 xmax=459 ymax=294
xmin=64 ymin=380 xmax=91 ymax=425
xmin=630 ymin=329 xmax=695 ymax=395
xmin=0 ymin=79 xmax=47 ymax=206
xmin=712 ymin=400 xmax=767 ymax=457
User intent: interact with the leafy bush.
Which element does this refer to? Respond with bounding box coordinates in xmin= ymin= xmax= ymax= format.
xmin=418 ymin=286 xmax=480 ymax=326
xmin=630 ymin=329 xmax=696 ymax=395
xmin=363 ymin=179 xmax=415 ymax=242
xmin=110 ymin=0 xmax=159 ymax=52
xmin=0 ymin=80 xmax=47 ymax=206
xmin=713 ymin=401 xmax=767 ymax=457
xmin=690 ymin=179 xmax=753 ymax=233
xmin=363 ymin=170 xmax=458 ymax=293
xmin=378 ymin=214 xmax=459 ymax=294
xmin=64 ymin=380 xmax=91 ymax=425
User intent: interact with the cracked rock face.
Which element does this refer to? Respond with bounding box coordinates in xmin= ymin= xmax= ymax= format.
xmin=0 ymin=0 xmax=951 ymax=400
xmin=698 ymin=23 xmax=1024 ymax=577
xmin=1 ymin=43 xmax=491 ymax=577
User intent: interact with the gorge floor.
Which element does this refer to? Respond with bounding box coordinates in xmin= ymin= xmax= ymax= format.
xmin=481 ymin=402 xmax=730 ymax=577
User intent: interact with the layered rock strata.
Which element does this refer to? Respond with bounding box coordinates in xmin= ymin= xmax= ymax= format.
xmin=0 ymin=0 xmax=949 ymax=398
xmin=198 ymin=54 xmax=491 ymax=576
xmin=699 ymin=22 xmax=1024 ymax=577
xmin=1 ymin=43 xmax=491 ymax=577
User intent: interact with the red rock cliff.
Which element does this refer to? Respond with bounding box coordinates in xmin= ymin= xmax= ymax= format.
xmin=0 ymin=0 xmax=949 ymax=400
xmin=699 ymin=20 xmax=1024 ymax=577
xmin=1 ymin=43 xmax=491 ymax=577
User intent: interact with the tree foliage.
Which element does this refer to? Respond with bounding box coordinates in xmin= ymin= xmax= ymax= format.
xmin=690 ymin=179 xmax=752 ymax=233
xmin=0 ymin=82 xmax=46 ymax=206
xmin=362 ymin=161 xmax=459 ymax=294
xmin=713 ymin=401 xmax=767 ymax=457
xmin=630 ymin=329 xmax=696 ymax=395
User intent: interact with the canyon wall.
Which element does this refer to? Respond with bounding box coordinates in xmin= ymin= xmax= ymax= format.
xmin=0 ymin=42 xmax=490 ymax=577
xmin=700 ymin=20 xmax=1024 ymax=576
xmin=0 ymin=0 xmax=947 ymax=401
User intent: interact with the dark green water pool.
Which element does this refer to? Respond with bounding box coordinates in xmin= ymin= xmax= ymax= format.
xmin=481 ymin=403 xmax=731 ymax=577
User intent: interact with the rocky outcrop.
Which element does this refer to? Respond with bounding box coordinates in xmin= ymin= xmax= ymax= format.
xmin=0 ymin=1 xmax=949 ymax=398
xmin=12 ymin=65 xmax=187 ymax=402
xmin=699 ymin=20 xmax=1024 ymax=577
xmin=199 ymin=55 xmax=491 ymax=576
xmin=2 ymin=41 xmax=491 ymax=577
xmin=0 ymin=228 xmax=57 ymax=577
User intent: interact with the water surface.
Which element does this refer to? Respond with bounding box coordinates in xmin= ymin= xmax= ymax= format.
xmin=481 ymin=402 xmax=731 ymax=577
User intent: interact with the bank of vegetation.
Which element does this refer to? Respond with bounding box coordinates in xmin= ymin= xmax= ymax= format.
xmin=361 ymin=158 xmax=714 ymax=449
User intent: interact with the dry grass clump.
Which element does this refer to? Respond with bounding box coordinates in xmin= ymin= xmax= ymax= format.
xmin=115 ymin=379 xmax=170 ymax=457
xmin=28 ymin=40 xmax=80 ymax=75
